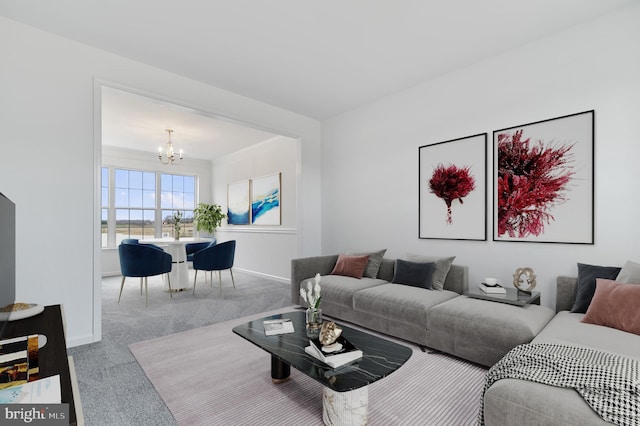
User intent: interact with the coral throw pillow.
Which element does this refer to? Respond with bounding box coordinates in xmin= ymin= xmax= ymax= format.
xmin=330 ymin=254 xmax=369 ymax=279
xmin=581 ymin=278 xmax=640 ymax=336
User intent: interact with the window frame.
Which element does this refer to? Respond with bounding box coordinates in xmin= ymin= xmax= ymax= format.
xmin=101 ymin=166 xmax=197 ymax=248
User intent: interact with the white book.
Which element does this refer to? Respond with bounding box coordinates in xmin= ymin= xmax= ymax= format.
xmin=479 ymin=283 xmax=506 ymax=294
xmin=0 ymin=375 xmax=61 ymax=404
xmin=305 ymin=337 xmax=363 ymax=368
xmin=263 ymin=318 xmax=295 ymax=336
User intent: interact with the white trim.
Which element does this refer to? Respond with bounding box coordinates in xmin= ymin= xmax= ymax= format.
xmin=92 ymin=79 xmax=103 ymax=344
xmin=232 ymin=267 xmax=289 ymax=284
xmin=216 ymin=227 xmax=296 ymax=235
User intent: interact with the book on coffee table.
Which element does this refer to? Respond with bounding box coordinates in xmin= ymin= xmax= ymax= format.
xmin=263 ymin=318 xmax=295 ymax=336
xmin=479 ymin=283 xmax=506 ymax=294
xmin=305 ymin=336 xmax=363 ymax=368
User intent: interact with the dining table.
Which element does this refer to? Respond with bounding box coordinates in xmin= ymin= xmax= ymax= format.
xmin=139 ymin=237 xmax=213 ymax=291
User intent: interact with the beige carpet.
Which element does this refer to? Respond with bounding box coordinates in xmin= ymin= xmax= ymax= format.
xmin=130 ymin=307 xmax=488 ymax=425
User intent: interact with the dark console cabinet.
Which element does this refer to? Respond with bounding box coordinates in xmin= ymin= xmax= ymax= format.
xmin=3 ymin=305 xmax=81 ymax=425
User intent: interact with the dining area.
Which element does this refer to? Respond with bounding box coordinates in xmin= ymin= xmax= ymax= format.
xmin=117 ymin=237 xmax=237 ymax=306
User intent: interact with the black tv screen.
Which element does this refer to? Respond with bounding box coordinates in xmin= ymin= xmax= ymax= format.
xmin=0 ymin=192 xmax=16 ymax=337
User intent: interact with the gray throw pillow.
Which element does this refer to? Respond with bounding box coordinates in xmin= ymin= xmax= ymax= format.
xmin=349 ymin=249 xmax=387 ymax=278
xmin=405 ymin=254 xmax=455 ymax=291
xmin=391 ymin=259 xmax=435 ymax=289
xmin=615 ymin=260 xmax=640 ymax=284
xmin=571 ymin=263 xmax=621 ymax=313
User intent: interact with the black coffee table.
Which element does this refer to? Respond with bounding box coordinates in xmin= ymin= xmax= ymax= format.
xmin=232 ymin=310 xmax=412 ymax=425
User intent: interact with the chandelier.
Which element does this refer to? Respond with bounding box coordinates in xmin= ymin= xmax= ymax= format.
xmin=158 ymin=129 xmax=183 ymax=165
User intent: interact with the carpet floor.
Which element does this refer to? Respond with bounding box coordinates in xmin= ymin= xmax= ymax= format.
xmin=130 ymin=307 xmax=488 ymax=426
xmin=69 ymin=270 xmax=293 ymax=425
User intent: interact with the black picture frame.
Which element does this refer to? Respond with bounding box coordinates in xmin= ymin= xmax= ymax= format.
xmin=419 ymin=133 xmax=487 ymax=240
xmin=493 ymin=110 xmax=594 ymax=244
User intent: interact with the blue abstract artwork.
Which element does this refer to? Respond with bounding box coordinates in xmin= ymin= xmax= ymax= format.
xmin=251 ymin=173 xmax=281 ymax=225
xmin=227 ymin=180 xmax=250 ymax=225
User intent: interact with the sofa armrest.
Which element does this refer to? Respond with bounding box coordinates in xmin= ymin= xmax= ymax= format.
xmin=291 ymin=255 xmax=339 ymax=304
xmin=556 ymin=276 xmax=578 ymax=313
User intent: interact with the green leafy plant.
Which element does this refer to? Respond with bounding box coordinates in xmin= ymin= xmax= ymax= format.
xmin=193 ymin=203 xmax=225 ymax=234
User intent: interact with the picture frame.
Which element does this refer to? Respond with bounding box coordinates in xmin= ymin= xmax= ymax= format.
xmin=251 ymin=173 xmax=281 ymax=225
xmin=419 ymin=133 xmax=487 ymax=240
xmin=493 ymin=110 xmax=594 ymax=244
xmin=227 ymin=180 xmax=250 ymax=225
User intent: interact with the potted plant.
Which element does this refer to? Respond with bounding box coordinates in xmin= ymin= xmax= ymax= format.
xmin=193 ymin=203 xmax=225 ymax=235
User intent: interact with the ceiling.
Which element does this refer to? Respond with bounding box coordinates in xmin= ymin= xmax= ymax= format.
xmin=101 ymin=87 xmax=280 ymax=161
xmin=2 ymin=1 xmax=636 ymax=160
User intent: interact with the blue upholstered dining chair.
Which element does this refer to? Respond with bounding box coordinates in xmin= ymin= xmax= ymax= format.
xmin=185 ymin=238 xmax=216 ymax=262
xmin=118 ymin=242 xmax=173 ymax=307
xmin=192 ymin=240 xmax=236 ymax=295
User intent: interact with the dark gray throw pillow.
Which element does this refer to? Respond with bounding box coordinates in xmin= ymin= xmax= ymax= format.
xmin=391 ymin=259 xmax=435 ymax=289
xmin=571 ymin=263 xmax=621 ymax=313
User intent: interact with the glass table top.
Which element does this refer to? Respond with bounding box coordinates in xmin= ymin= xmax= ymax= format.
xmin=464 ymin=287 xmax=541 ymax=306
xmin=232 ymin=310 xmax=412 ymax=392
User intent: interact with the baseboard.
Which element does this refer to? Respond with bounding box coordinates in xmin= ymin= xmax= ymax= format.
xmin=232 ymin=267 xmax=289 ymax=284
xmin=68 ymin=333 xmax=98 ymax=348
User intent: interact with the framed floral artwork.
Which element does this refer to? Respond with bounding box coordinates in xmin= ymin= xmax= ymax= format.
xmin=419 ymin=133 xmax=487 ymax=240
xmin=227 ymin=180 xmax=250 ymax=225
xmin=493 ymin=110 xmax=594 ymax=243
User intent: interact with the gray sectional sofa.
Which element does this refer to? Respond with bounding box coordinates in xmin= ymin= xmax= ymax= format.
xmin=482 ymin=276 xmax=640 ymax=426
xmin=291 ymin=254 xmax=555 ymax=367
xmin=292 ymin=255 xmax=640 ymax=425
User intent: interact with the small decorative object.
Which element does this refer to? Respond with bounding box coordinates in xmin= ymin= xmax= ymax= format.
xmin=300 ymin=273 xmax=322 ymax=338
xmin=319 ymin=321 xmax=343 ymax=346
xmin=513 ymin=267 xmax=536 ymax=293
xmin=173 ymin=210 xmax=182 ymax=240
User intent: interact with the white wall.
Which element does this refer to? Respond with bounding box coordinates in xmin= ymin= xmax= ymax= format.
xmin=213 ymin=136 xmax=299 ymax=281
xmin=321 ymin=4 xmax=640 ymax=310
xmin=100 ymin=145 xmax=213 ymax=276
xmin=0 ymin=18 xmax=322 ymax=346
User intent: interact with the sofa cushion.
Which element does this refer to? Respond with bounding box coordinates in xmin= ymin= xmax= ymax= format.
xmin=483 ymin=379 xmax=610 ymax=426
xmin=533 ymin=311 xmax=640 ymax=360
xmin=391 ymin=260 xmax=435 ymax=289
xmin=353 ymin=284 xmax=458 ymax=327
xmin=427 ymin=296 xmax=554 ymax=367
xmin=581 ymin=278 xmax=640 ymax=336
xmin=315 ymin=275 xmax=387 ymax=308
xmin=349 ymin=249 xmax=387 ymax=278
xmin=406 ymin=254 xmax=455 ymax=291
xmin=570 ymin=263 xmax=621 ymax=313
xmin=330 ymin=254 xmax=369 ymax=278
xmin=616 ymin=260 xmax=640 ymax=283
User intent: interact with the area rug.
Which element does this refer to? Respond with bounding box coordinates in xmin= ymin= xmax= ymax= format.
xmin=129 ymin=307 xmax=487 ymax=425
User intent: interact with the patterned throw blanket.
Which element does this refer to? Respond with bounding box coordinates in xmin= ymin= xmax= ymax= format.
xmin=478 ymin=343 xmax=640 ymax=426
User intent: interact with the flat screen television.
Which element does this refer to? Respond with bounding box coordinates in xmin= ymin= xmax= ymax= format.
xmin=0 ymin=192 xmax=16 ymax=339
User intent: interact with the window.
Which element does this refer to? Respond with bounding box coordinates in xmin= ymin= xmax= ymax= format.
xmin=101 ymin=167 xmax=196 ymax=247
xmin=160 ymin=173 xmax=195 ymax=238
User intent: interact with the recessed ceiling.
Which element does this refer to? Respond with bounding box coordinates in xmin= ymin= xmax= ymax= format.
xmin=1 ymin=0 xmax=636 ymax=119
xmin=101 ymin=87 xmax=279 ymax=161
